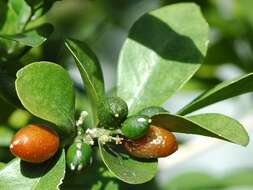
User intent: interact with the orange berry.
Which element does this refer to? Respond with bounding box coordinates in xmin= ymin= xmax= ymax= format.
xmin=10 ymin=124 xmax=60 ymax=163
xmin=124 ymin=125 xmax=178 ymax=159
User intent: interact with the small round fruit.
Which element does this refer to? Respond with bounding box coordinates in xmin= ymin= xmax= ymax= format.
xmin=10 ymin=124 xmax=60 ymax=163
xmin=98 ymin=96 xmax=128 ymax=128
xmin=67 ymin=142 xmax=92 ymax=171
xmin=124 ymin=125 xmax=178 ymax=158
xmin=121 ymin=115 xmax=151 ymax=140
xmin=138 ymin=106 xmax=168 ymax=117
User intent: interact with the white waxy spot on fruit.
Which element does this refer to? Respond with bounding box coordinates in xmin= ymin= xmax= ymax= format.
xmin=70 ymin=163 xmax=75 ymax=170
xmin=137 ymin=118 xmax=146 ymax=122
xmin=13 ymin=139 xmax=21 ymax=145
xmin=76 ymin=150 xmax=82 ymax=160
xmin=77 ymin=164 xmax=83 ymax=171
xmin=115 ymin=113 xmax=119 ymax=118
xmin=76 ymin=143 xmax=82 ymax=149
xmin=150 ymin=135 xmax=163 ymax=145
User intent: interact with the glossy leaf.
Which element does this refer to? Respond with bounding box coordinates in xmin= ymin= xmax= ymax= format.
xmin=15 ymin=62 xmax=75 ymax=135
xmin=99 ymin=142 xmax=158 ymax=184
xmin=152 ymin=113 xmax=249 ymax=146
xmin=0 ymin=24 xmax=53 ymax=47
xmin=0 ymin=0 xmax=31 ymax=54
xmin=0 ymin=0 xmax=31 ymax=35
xmin=117 ymin=3 xmax=209 ymax=114
xmin=65 ymin=38 xmax=105 ymax=124
xmin=178 ymin=73 xmax=253 ymax=115
xmin=0 ymin=149 xmax=65 ymax=190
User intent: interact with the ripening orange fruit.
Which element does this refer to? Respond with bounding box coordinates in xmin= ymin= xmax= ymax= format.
xmin=124 ymin=125 xmax=178 ymax=159
xmin=10 ymin=124 xmax=60 ymax=163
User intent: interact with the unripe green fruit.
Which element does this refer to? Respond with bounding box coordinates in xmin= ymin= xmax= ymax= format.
xmin=98 ymin=96 xmax=128 ymax=129
xmin=138 ymin=106 xmax=168 ymax=117
xmin=66 ymin=142 xmax=92 ymax=171
xmin=121 ymin=115 xmax=151 ymax=140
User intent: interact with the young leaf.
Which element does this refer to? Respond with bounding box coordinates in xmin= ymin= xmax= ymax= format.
xmin=15 ymin=62 xmax=75 ymax=136
xmin=178 ymin=73 xmax=253 ymax=115
xmin=99 ymin=142 xmax=158 ymax=184
xmin=0 ymin=149 xmax=65 ymax=190
xmin=0 ymin=23 xmax=53 ymax=47
xmin=117 ymin=3 xmax=209 ymax=114
xmin=65 ymin=39 xmax=105 ymax=124
xmin=152 ymin=113 xmax=249 ymax=146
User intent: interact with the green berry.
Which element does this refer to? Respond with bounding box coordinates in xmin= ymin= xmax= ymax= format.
xmin=98 ymin=96 xmax=128 ymax=129
xmin=66 ymin=142 xmax=92 ymax=171
xmin=138 ymin=106 xmax=168 ymax=117
xmin=121 ymin=115 xmax=151 ymax=140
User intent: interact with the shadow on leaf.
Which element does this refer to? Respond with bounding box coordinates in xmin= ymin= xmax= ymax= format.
xmin=20 ymin=149 xmax=61 ymax=178
xmin=129 ymin=14 xmax=203 ymax=63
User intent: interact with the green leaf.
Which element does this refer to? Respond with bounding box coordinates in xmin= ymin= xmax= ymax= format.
xmin=0 ymin=126 xmax=14 ymax=147
xmin=0 ymin=163 xmax=6 ymax=170
xmin=25 ymin=0 xmax=60 ymax=15
xmin=0 ymin=0 xmax=31 ymax=55
xmin=117 ymin=3 xmax=209 ymax=114
xmin=15 ymin=62 xmax=75 ymax=136
xmin=0 ymin=149 xmax=65 ymax=190
xmin=0 ymin=0 xmax=31 ymax=34
xmin=162 ymin=171 xmax=219 ymax=190
xmin=0 ymin=1 xmax=7 ymax=30
xmin=178 ymin=73 xmax=253 ymax=115
xmin=152 ymin=113 xmax=249 ymax=146
xmin=99 ymin=142 xmax=158 ymax=184
xmin=162 ymin=169 xmax=253 ymax=190
xmin=65 ymin=38 xmax=105 ymax=124
xmin=221 ymin=169 xmax=253 ymax=187
xmin=0 ymin=24 xmax=53 ymax=47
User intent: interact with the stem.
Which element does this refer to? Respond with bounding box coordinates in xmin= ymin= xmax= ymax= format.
xmin=23 ymin=6 xmax=35 ymax=31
